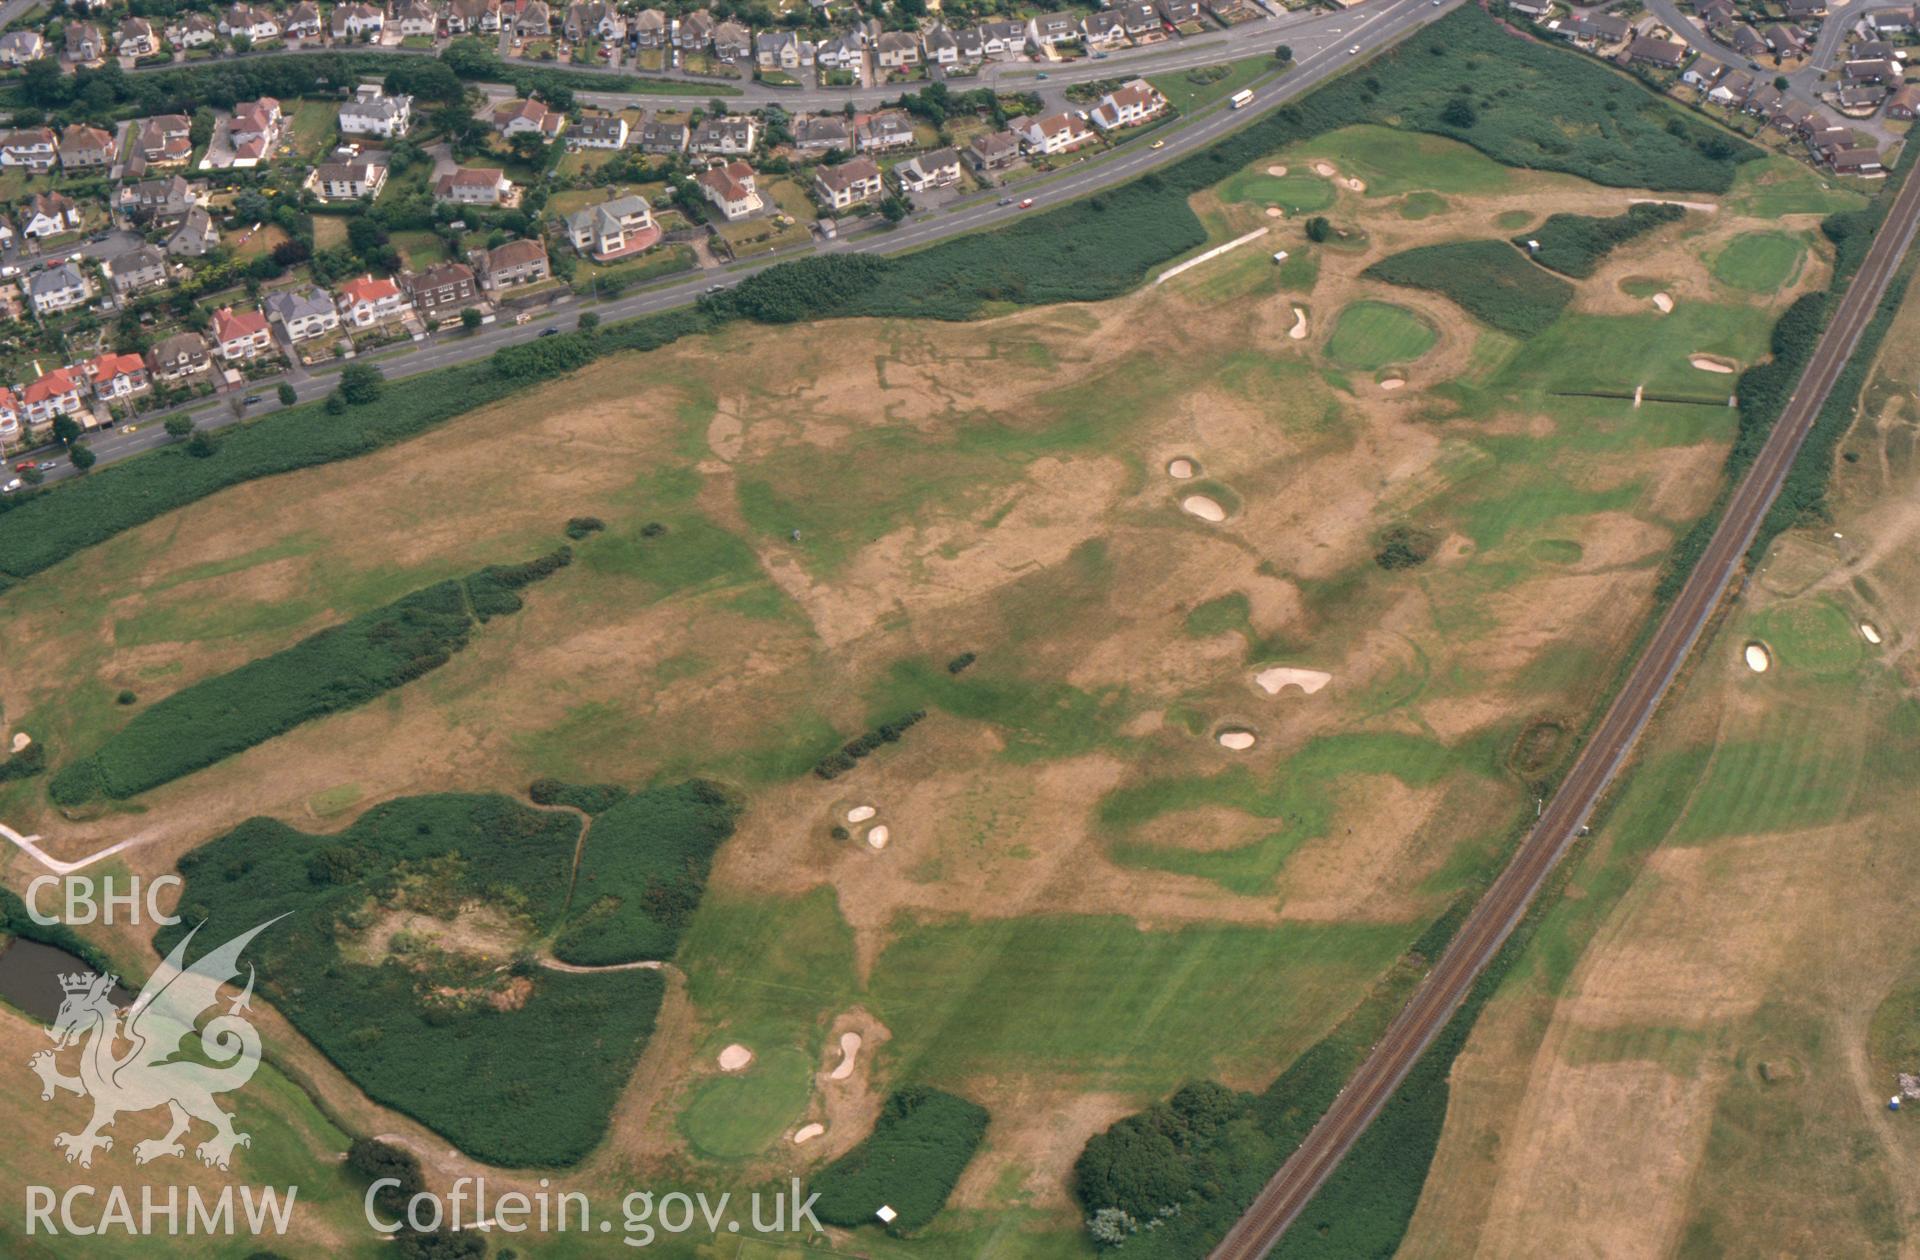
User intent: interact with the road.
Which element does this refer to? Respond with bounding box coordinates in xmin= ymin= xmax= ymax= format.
xmin=35 ymin=0 xmax=1453 ymax=481
xmin=1210 ymin=141 xmax=1920 ymax=1260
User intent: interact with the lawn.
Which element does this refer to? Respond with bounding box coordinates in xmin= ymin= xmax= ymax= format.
xmin=1296 ymin=124 xmax=1515 ymax=198
xmin=1725 ymin=154 xmax=1870 ymax=218
xmin=1323 ymin=300 xmax=1436 ymax=370
xmin=1148 ymin=55 xmax=1276 ymax=112
xmin=286 ymin=98 xmax=339 ymax=161
xmin=1711 ymin=229 xmax=1806 ymax=292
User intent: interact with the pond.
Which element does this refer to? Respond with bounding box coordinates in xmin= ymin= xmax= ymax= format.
xmin=0 ymin=938 xmax=134 ymax=1023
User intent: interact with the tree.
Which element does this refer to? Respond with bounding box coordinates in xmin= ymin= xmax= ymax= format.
xmin=339 ymin=362 xmax=384 ymax=405
xmin=50 ymin=415 xmax=81 ymax=447
xmin=21 ymin=466 xmax=43 ymax=486
xmin=880 ymin=193 xmax=909 ymax=223
xmin=163 ymin=415 xmax=195 ymax=439
xmin=277 ymin=382 xmax=298 ymax=406
xmin=68 ymin=443 xmax=96 ymax=471
xmin=460 ymin=307 xmax=484 ymax=332
xmin=230 ymin=33 xmax=252 ymax=54
xmin=1774 ymin=75 xmax=1790 ymax=91
xmin=324 ymin=391 xmax=348 ymax=415
xmin=186 ymin=430 xmax=218 ymax=457
xmin=508 ymin=130 xmax=548 ymax=164
xmin=1275 ymin=43 xmax=1293 ymax=62
xmin=190 ymin=106 xmax=216 ymax=148
xmin=577 ymin=311 xmax=599 ymax=331
xmin=1439 ymin=96 xmax=1476 ymax=128
xmin=1304 ymin=215 xmax=1333 ymax=243
xmin=346 ymin=215 xmax=390 ymax=258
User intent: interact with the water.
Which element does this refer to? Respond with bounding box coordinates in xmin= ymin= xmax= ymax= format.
xmin=0 ymin=938 xmax=134 ymax=1023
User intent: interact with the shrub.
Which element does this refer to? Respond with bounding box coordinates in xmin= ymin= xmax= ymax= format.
xmin=811 ymin=1087 xmax=989 ymax=1233
xmin=115 ymin=689 xmax=136 ymax=705
xmin=527 ymin=778 xmax=629 ymax=814
xmin=1363 ymin=240 xmax=1573 ymax=336
xmin=563 ymin=516 xmax=605 ymax=540
xmin=339 ymin=363 xmax=385 ymax=406
xmin=1515 ymin=201 xmax=1686 ymax=278
xmin=1373 ymin=524 xmax=1439 ymax=570
xmin=813 ymin=710 xmax=927 ymax=780
xmin=277 ymin=382 xmax=298 ymax=406
xmin=464 ymin=546 xmax=571 ymax=621
xmin=946 ymin=652 xmax=977 ymax=674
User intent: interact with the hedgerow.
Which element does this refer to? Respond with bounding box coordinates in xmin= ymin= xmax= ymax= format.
xmin=464 ymin=545 xmax=571 ymax=621
xmin=1362 ymin=240 xmax=1574 ymax=337
xmin=158 ymin=794 xmax=662 ymax=1167
xmin=810 ymin=1087 xmax=990 ymax=1234
xmin=1516 ymin=201 xmax=1688 ymax=278
xmin=812 ymin=710 xmax=927 ymax=780
xmin=551 ymin=780 xmax=740 ymax=966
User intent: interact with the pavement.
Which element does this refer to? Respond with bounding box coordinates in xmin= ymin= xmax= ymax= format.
xmin=31 ymin=0 xmax=1454 ymax=482
xmin=1209 ymin=124 xmax=1920 ymax=1260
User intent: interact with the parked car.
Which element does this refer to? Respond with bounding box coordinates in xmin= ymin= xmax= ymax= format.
xmin=13 ymin=461 xmax=33 ymax=472
xmin=1019 ymin=198 xmax=1034 ymax=208
xmin=36 ymin=461 xmax=55 ymax=470
xmin=2 ymin=479 xmax=20 ymax=494
xmin=538 ymin=327 xmax=560 ymax=336
xmin=997 ymin=197 xmax=1014 ymax=206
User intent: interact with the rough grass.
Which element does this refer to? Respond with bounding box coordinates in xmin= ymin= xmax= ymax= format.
xmin=1364 ymin=240 xmax=1574 ymax=337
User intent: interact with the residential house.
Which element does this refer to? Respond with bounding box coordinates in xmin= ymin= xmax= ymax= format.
xmin=310 ymin=159 xmax=388 ymax=200
xmin=331 ymin=3 xmax=385 ymax=40
xmin=695 ymin=160 xmax=762 ymax=221
xmin=285 ymin=2 xmax=323 ymax=38
xmin=690 ymin=115 xmax=758 ymax=155
xmin=1119 ymin=1 xmax=1163 ymax=40
xmin=0 ymin=388 xmax=18 ymax=443
xmin=0 ymin=128 xmax=58 ymax=171
xmin=171 ymin=14 xmax=220 ymax=48
xmin=57 ymin=124 xmax=115 ymax=171
xmin=1725 ymin=23 xmax=1769 ymax=59
xmin=392 ymin=0 xmax=439 ymax=38
xmin=875 ymin=30 xmax=920 ymax=68
xmin=229 ymin=97 xmax=284 ymax=164
xmin=631 ymin=8 xmax=667 ymax=47
xmin=1018 ymin=111 xmax=1095 ymax=155
xmin=65 ymin=21 xmax=105 ymax=62
xmin=978 ymin=20 xmax=1025 ymax=58
xmin=400 ymin=262 xmax=480 ymax=324
xmin=116 ymin=16 xmax=157 ymax=55
xmin=1553 ymin=13 xmax=1630 ymax=45
xmin=1027 ymin=12 xmax=1079 ymax=51
xmin=131 ymin=114 xmax=193 ymax=167
xmin=492 ymin=97 xmax=566 ymax=139
xmin=336 ymin=273 xmax=410 ymax=327
xmin=83 ymin=352 xmax=149 ymax=403
xmin=0 ymin=30 xmax=45 ymax=66
xmin=815 ymin=30 xmax=865 ymax=72
xmin=1869 ymin=6 xmax=1916 ymax=33
xmin=756 ymin=29 xmax=813 ymax=70
xmin=265 ymin=287 xmax=342 ymax=341
xmin=22 ymin=192 xmax=80 ymax=238
xmin=212 ymin=306 xmax=274 ymax=360
xmin=1842 ymin=57 xmax=1900 ymax=85
xmin=1831 ymin=145 xmax=1885 ymax=174
xmin=570 ymin=112 xmax=629 ymax=149
xmin=712 ymin=19 xmax=751 ymax=60
xmin=565 ymin=192 xmax=660 ymax=257
xmin=1624 ymin=36 xmax=1690 ymax=69
xmin=106 ymin=244 xmax=170 ymax=296
xmin=921 ymin=23 xmax=960 ymax=65
xmin=434 ymin=165 xmax=514 ymax=204
xmin=793 ymin=114 xmax=852 ymax=151
xmin=1090 ymin=79 xmax=1166 ymax=131
xmin=675 ymin=9 xmax=714 ymax=49
xmin=1764 ymin=24 xmax=1811 ymax=56
xmin=473 ymin=238 xmax=550 ymax=290
xmin=145 ymin=331 xmax=212 ymax=383
xmin=1694 ymin=0 xmax=1737 ymax=25
xmin=515 ymin=0 xmax=551 ymax=36
xmin=1781 ymin=0 xmax=1826 ymax=20
xmin=26 ymin=263 xmax=90 ymax=314
xmin=1156 ymin=0 xmax=1202 ymax=26
xmin=562 ymin=0 xmax=624 ymax=43
xmin=219 ymin=4 xmax=280 ymax=41
xmin=340 ymin=85 xmax=412 ymax=138
xmin=166 ymin=206 xmax=222 ymax=256
xmin=638 ymin=118 xmax=689 ymax=153
xmin=894 ymin=147 xmax=960 ymax=193
xmin=446 ymin=0 xmax=502 ymax=33
xmin=1081 ymin=9 xmax=1129 ymax=50
xmin=121 ymin=175 xmax=199 ymax=222
xmin=1681 ymin=56 xmax=1729 ymax=91
xmin=20 ymin=370 xmax=86 ymax=426
xmin=968 ymin=129 xmax=1020 ymax=170
xmin=1888 ymin=83 xmax=1920 ymax=120
xmin=815 ymin=155 xmax=883 ymax=210
xmin=854 ymin=110 xmax=914 ymax=152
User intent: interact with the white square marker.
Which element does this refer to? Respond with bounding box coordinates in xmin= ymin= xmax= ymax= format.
xmin=876 ymin=1205 xmax=898 ymax=1224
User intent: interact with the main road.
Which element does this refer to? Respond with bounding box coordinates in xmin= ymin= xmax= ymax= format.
xmin=1211 ymin=139 xmax=1920 ymax=1260
xmin=39 ymin=0 xmax=1453 ymax=482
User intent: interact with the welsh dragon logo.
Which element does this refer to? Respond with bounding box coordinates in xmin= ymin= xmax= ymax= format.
xmin=28 ymin=917 xmax=283 ymax=1172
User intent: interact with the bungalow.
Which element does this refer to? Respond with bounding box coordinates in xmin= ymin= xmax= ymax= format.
xmin=446 ymin=0 xmax=502 ymax=33
xmin=285 ymin=2 xmax=323 ymax=38
xmin=1869 ymin=6 xmax=1917 ymax=33
xmin=211 ymin=305 xmax=274 ymax=360
xmin=689 ymin=115 xmax=758 ymax=155
xmin=1090 ymin=79 xmax=1167 ymax=131
xmin=0 ymin=30 xmax=44 ymax=65
xmin=1764 ymin=24 xmax=1811 ymax=56
xmin=310 ymin=159 xmax=388 ymax=200
xmin=1081 ymin=9 xmax=1129 ymax=50
xmin=713 ymin=19 xmax=751 ymax=60
xmin=23 ymin=192 xmax=81 ymax=238
xmin=1018 ymin=111 xmax=1096 ymax=155
xmin=27 ymin=263 xmax=90 ymax=314
xmin=131 ymin=114 xmax=192 ymax=167
xmin=340 ymin=85 xmax=412 ymax=138
xmin=695 ymin=160 xmax=762 ymax=221
xmin=1694 ymin=0 xmax=1737 ymax=24
xmin=1027 ymin=11 xmax=1079 ymax=51
xmin=855 ymin=110 xmax=915 ymax=152
xmin=793 ymin=114 xmax=852 ymax=151
xmin=65 ymin=21 xmax=105 ymax=62
xmin=492 ymin=97 xmax=566 ymax=140
xmin=1780 ymin=0 xmax=1825 ymax=19
xmin=116 ymin=16 xmax=157 ymax=55
xmin=265 ymin=287 xmax=342 ymax=341
xmin=968 ymin=129 xmax=1021 ymax=170
xmin=631 ymin=8 xmax=667 ymax=47
xmin=1681 ymin=57 xmax=1729 ymax=91
xmin=473 ymin=238 xmax=550 ymax=290
xmin=1624 ymin=36 xmax=1690 ymax=70
xmin=565 ymin=192 xmax=660 ymax=257
xmin=0 ymin=128 xmax=58 ymax=171
xmin=330 ymin=2 xmax=385 ymax=40
xmin=894 ymin=147 xmax=961 ymax=193
xmin=815 ymin=156 xmax=883 ymax=210
xmin=638 ymin=119 xmax=689 ymax=153
xmin=166 ymin=206 xmax=222 ymax=256
xmin=1553 ymin=13 xmax=1630 ymax=45
xmin=434 ymin=165 xmax=514 ymax=205
xmin=145 ymin=331 xmax=212 ymax=383
xmin=1888 ymin=83 xmax=1920 ymax=120
xmin=20 ymin=370 xmax=86 ymax=426
xmin=393 ymin=0 xmax=439 ymax=38
xmin=106 ymin=244 xmax=170 ymax=296
xmin=230 ymin=97 xmax=284 ymax=164
xmin=569 ymin=112 xmax=629 ymax=150
xmin=401 ymin=262 xmax=480 ymax=324
xmin=1830 ymin=145 xmax=1885 ymax=174
xmin=1724 ymin=24 xmax=1769 ymax=59
xmin=336 ymin=273 xmax=411 ymax=327
xmin=84 ymin=352 xmax=149 ymax=403
xmin=58 ymin=124 xmax=115 ymax=171
xmin=875 ymin=30 xmax=921 ymax=68
xmin=978 ymin=19 xmax=1025 ymax=58
xmin=1842 ymin=57 xmax=1900 ymax=85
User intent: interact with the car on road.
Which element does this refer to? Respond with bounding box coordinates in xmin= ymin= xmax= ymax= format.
xmin=124 ymin=425 xmax=137 ymax=433
xmin=2 ymin=479 xmax=20 ymax=494
xmin=13 ymin=461 xmax=33 ymax=472
xmin=243 ymin=394 xmax=262 ymax=405
xmin=1150 ymin=139 xmax=1165 ymax=149
xmin=997 ymin=197 xmax=1014 ymax=206
xmin=1019 ymin=198 xmax=1035 ymax=208
xmin=1348 ymin=44 xmax=1361 ymax=54
xmin=538 ymin=327 xmax=560 ymax=336
xmin=36 ymin=461 xmax=55 ymax=471
xmin=1036 ymin=72 xmax=1049 ymax=79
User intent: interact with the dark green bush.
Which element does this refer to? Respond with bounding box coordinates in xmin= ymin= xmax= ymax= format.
xmin=1373 ymin=525 xmax=1440 ymax=571
xmin=528 ymin=779 xmax=630 ymax=814
xmin=1363 ymin=240 xmax=1573 ymax=336
xmin=811 ymin=1086 xmax=989 ymax=1233
xmin=813 ymin=710 xmax=926 ymax=780
xmin=563 ymin=516 xmax=605 ymax=540
xmin=1515 ymin=201 xmax=1687 ymax=278
xmin=946 ymin=652 xmax=977 ymax=674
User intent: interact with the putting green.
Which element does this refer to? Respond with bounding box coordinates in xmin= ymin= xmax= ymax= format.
xmin=1711 ymin=231 xmax=1805 ymax=293
xmin=678 ymin=1046 xmax=813 ymax=1158
xmin=1218 ymin=169 xmax=1336 ymax=214
xmin=1324 ymin=301 xmax=1437 ymax=370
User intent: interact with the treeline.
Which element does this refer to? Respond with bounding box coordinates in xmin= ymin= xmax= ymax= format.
xmin=811 ymin=1087 xmax=990 ymax=1234
xmin=49 ymin=548 xmax=570 ymax=803
xmin=16 ymin=51 xmax=463 ymax=119
xmin=1362 ymin=240 xmax=1574 ymax=337
xmin=1517 ymin=201 xmax=1688 ymax=278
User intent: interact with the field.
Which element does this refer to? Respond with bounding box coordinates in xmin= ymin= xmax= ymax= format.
xmin=0 ymin=99 xmax=1826 ymax=1254
xmin=1401 ymin=246 xmax=1920 ymax=1260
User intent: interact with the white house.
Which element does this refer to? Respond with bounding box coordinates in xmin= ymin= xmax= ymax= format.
xmin=340 ymin=85 xmax=412 ymax=138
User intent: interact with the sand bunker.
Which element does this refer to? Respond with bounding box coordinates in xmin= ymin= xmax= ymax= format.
xmin=829 ymin=1032 xmax=862 ymax=1081
xmin=1167 ymin=457 xmax=1196 ymax=479
xmin=845 ymin=804 xmax=876 ymax=823
xmin=1181 ymin=495 xmax=1227 ymax=523
xmin=793 ymin=1123 xmax=824 ymax=1145
xmin=1652 ymin=292 xmax=1674 ymax=313
xmin=1744 ymin=642 xmax=1771 ymax=673
xmin=1690 ymin=354 xmax=1736 ymax=374
xmin=1344 ymin=177 xmax=1365 ymax=192
xmin=1255 ymin=667 xmax=1332 ymax=696
xmin=1265 ymin=206 xmax=1285 ymax=218
xmin=1266 ymin=164 xmax=1288 ymax=176
xmin=9 ymin=732 xmax=29 ymax=753
xmin=718 ymin=1044 xmax=754 ymax=1072
xmin=1313 ymin=161 xmax=1335 ymax=177
xmin=866 ymin=824 xmax=890 ymax=850
xmin=1217 ymin=729 xmax=1257 ymax=751
xmin=1379 ymin=377 xmax=1405 ymax=391
xmin=1288 ymin=306 xmax=1308 ymax=340
xmin=1861 ymin=622 xmax=1883 ymax=645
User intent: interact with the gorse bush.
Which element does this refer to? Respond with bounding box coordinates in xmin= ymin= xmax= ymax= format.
xmin=528 ymin=778 xmax=629 ymax=813
xmin=811 ymin=1087 xmax=989 ymax=1233
xmin=1516 ymin=201 xmax=1688 ymax=278
xmin=813 ymin=710 xmax=927 ymax=780
xmin=1363 ymin=240 xmax=1574 ymax=336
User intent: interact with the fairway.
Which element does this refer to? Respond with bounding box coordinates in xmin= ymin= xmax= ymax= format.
xmin=1324 ymin=300 xmax=1437 ymax=369
xmin=1711 ymin=230 xmax=1806 ymax=292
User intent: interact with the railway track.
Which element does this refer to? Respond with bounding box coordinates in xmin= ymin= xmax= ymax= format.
xmin=1211 ymin=160 xmax=1920 ymax=1260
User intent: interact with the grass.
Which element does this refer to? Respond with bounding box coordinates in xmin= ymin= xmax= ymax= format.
xmin=1323 ymin=300 xmax=1436 ymax=370
xmin=1726 ymin=154 xmax=1871 ymax=218
xmin=1364 ymin=240 xmax=1573 ymax=338
xmin=1217 ymin=167 xmax=1335 ymax=213
xmin=1148 ymin=55 xmax=1276 ymax=112
xmin=679 ymin=1047 xmax=814 ymax=1158
xmin=1295 ymin=125 xmax=1514 ymax=198
xmin=1711 ymin=230 xmax=1806 ymax=293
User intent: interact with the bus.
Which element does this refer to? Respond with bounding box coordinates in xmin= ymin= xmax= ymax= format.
xmin=1229 ymin=89 xmax=1255 ymax=109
